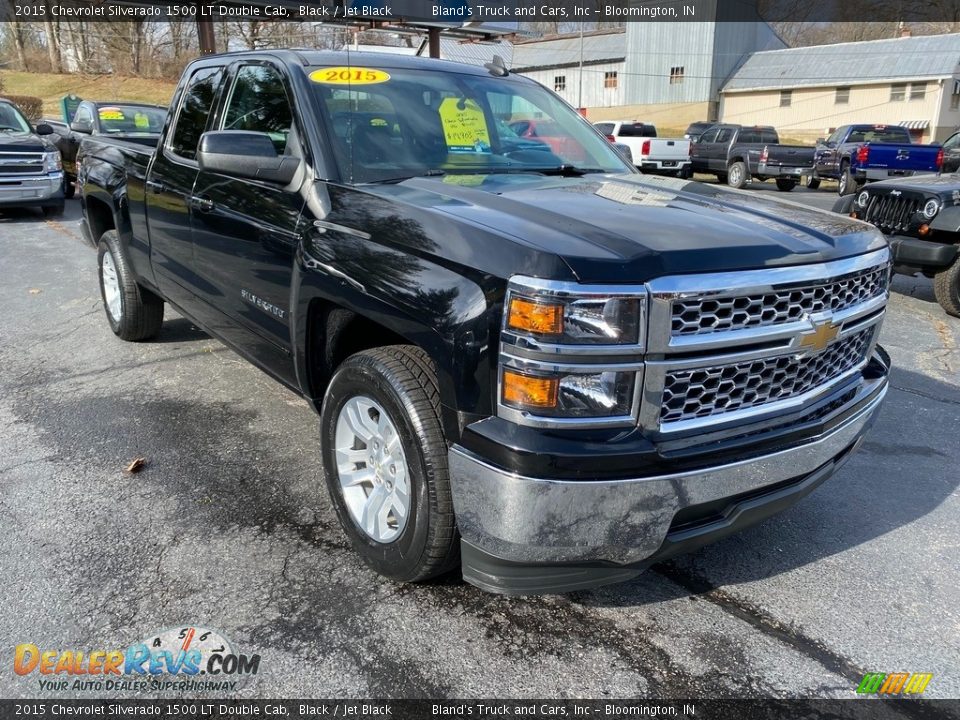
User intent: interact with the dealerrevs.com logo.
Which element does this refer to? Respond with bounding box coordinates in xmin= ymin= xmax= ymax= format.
xmin=14 ymin=626 xmax=261 ymax=693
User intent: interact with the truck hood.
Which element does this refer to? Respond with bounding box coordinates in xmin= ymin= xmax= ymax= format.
xmin=0 ymin=132 xmax=54 ymax=153
xmin=376 ymin=173 xmax=886 ymax=283
xmin=868 ymin=172 xmax=960 ymax=194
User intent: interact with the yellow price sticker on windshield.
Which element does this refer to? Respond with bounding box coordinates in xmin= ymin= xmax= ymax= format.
xmin=439 ymin=97 xmax=491 ymax=153
xmin=99 ymin=108 xmax=125 ymax=121
xmin=309 ymin=67 xmax=391 ymax=85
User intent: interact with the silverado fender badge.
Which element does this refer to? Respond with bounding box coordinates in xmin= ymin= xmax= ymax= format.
xmin=799 ymin=319 xmax=840 ymax=352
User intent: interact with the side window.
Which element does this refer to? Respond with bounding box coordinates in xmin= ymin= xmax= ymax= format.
xmin=170 ymin=66 xmax=225 ymax=161
xmin=699 ymin=127 xmax=719 ymax=144
xmin=223 ymin=65 xmax=294 ymax=155
xmin=943 ymin=132 xmax=960 ymax=151
xmin=716 ymin=128 xmax=734 ymax=143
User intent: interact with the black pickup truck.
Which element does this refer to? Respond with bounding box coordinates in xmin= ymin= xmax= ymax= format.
xmin=835 ymin=175 xmax=960 ymax=316
xmin=79 ymin=51 xmax=891 ymax=595
xmin=47 ymin=100 xmax=166 ymax=198
xmin=690 ymin=124 xmax=816 ymax=191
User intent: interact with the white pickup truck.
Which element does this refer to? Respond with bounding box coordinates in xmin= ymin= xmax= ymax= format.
xmin=594 ymin=121 xmax=691 ymax=178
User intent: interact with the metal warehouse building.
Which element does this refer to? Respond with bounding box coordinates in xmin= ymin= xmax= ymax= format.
xmin=720 ymin=33 xmax=960 ymax=143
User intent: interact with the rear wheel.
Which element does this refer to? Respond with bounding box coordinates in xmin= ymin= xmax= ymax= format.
xmin=727 ymin=161 xmax=747 ymax=189
xmin=63 ymin=179 xmax=76 ymax=199
xmin=775 ymin=178 xmax=797 ymax=192
xmin=933 ymin=256 xmax=960 ymax=317
xmin=838 ymin=162 xmax=858 ymax=196
xmin=97 ymin=230 xmax=164 ymax=341
xmin=320 ymin=345 xmax=459 ymax=583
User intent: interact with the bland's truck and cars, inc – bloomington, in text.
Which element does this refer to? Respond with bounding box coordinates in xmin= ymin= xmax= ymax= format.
xmin=78 ymin=51 xmax=892 ymax=594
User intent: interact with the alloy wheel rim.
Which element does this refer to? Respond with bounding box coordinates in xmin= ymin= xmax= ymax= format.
xmin=101 ymin=251 xmax=122 ymax=322
xmin=334 ymin=395 xmax=410 ymax=544
xmin=730 ymin=165 xmax=742 ymax=185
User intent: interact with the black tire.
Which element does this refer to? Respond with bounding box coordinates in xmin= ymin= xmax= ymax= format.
xmin=775 ymin=178 xmax=797 ymax=192
xmin=838 ymin=162 xmax=858 ymax=196
xmin=726 ymin=161 xmax=747 ymax=189
xmin=42 ymin=201 xmax=64 ymax=217
xmin=677 ymin=165 xmax=692 ymax=180
xmin=933 ymin=256 xmax=960 ymax=318
xmin=806 ymin=176 xmax=821 ymax=190
xmin=715 ymin=172 xmax=727 ymax=184
xmin=63 ymin=179 xmax=76 ymax=199
xmin=97 ymin=230 xmax=164 ymax=341
xmin=320 ymin=345 xmax=459 ymax=583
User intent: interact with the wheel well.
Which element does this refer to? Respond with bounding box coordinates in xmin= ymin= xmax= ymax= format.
xmin=306 ymin=301 xmax=409 ymax=399
xmin=729 ymin=157 xmax=745 ymax=166
xmin=86 ymin=196 xmax=115 ymax=244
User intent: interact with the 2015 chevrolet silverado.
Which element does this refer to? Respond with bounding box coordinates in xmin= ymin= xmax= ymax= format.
xmin=79 ymin=51 xmax=892 ymax=595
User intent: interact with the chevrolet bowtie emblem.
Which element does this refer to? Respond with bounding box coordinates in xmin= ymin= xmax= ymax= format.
xmin=799 ymin=320 xmax=840 ymax=352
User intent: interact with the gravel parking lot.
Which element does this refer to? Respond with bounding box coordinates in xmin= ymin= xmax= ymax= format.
xmin=1 ymin=179 xmax=958 ymax=701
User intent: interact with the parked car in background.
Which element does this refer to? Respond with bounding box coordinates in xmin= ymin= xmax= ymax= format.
xmin=812 ymin=124 xmax=943 ymax=196
xmin=594 ymin=121 xmax=691 ymax=178
xmin=47 ymin=100 xmax=166 ymax=198
xmin=835 ymin=175 xmax=960 ymax=316
xmin=690 ymin=124 xmax=816 ymax=191
xmin=508 ymin=118 xmax=586 ymax=161
xmin=684 ymin=121 xmax=715 ymax=142
xmin=940 ymin=129 xmax=960 ymax=174
xmin=79 ymin=50 xmax=891 ymax=595
xmin=0 ymin=98 xmax=65 ymax=216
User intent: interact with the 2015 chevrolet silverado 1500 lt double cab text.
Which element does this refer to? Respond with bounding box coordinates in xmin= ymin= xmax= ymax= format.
xmin=79 ymin=52 xmax=892 ymax=595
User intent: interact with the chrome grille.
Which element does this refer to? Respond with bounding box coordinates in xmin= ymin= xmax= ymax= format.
xmin=660 ymin=327 xmax=875 ymax=423
xmin=0 ymin=152 xmax=44 ymax=177
xmin=863 ymin=193 xmax=921 ymax=232
xmin=671 ymin=264 xmax=889 ymax=336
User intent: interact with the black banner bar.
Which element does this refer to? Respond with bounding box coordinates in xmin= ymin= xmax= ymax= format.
xmin=0 ymin=700 xmax=957 ymax=720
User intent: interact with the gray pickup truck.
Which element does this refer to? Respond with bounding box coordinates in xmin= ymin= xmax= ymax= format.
xmin=691 ymin=124 xmax=816 ymax=191
xmin=0 ymin=98 xmax=64 ymax=216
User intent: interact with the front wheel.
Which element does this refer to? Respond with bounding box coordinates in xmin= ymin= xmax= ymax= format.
xmin=727 ymin=161 xmax=747 ymax=189
xmin=806 ymin=175 xmax=821 ymax=190
xmin=775 ymin=178 xmax=797 ymax=192
xmin=97 ymin=230 xmax=164 ymax=341
xmin=63 ymin=179 xmax=76 ymax=199
xmin=934 ymin=256 xmax=960 ymax=317
xmin=320 ymin=345 xmax=459 ymax=583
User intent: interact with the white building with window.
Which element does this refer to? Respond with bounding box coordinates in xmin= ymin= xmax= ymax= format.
xmin=720 ymin=33 xmax=960 ymax=143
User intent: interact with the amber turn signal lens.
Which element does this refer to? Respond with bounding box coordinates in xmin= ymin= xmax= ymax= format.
xmin=502 ymin=370 xmax=558 ymax=409
xmin=507 ymin=297 xmax=564 ymax=335
xmin=919 ymin=224 xmax=931 ymax=236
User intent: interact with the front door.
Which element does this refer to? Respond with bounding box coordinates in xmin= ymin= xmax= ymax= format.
xmin=190 ymin=62 xmax=304 ymax=385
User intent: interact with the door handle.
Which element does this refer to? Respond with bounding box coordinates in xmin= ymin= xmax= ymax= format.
xmin=190 ymin=195 xmax=214 ymax=212
xmin=145 ymin=179 xmax=165 ymax=194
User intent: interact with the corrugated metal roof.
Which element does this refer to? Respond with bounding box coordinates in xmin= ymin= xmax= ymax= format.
xmin=417 ymin=37 xmax=513 ymax=66
xmin=723 ymin=33 xmax=960 ymax=92
xmin=511 ymin=30 xmax=626 ymax=71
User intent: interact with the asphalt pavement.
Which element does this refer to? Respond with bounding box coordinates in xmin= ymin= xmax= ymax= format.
xmin=0 ymin=179 xmax=958 ymax=702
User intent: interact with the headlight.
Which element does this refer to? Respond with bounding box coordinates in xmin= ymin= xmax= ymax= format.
xmin=43 ymin=151 xmax=62 ymax=174
xmin=504 ymin=278 xmax=645 ymax=347
xmin=923 ymin=198 xmax=940 ymax=219
xmin=498 ymin=276 xmax=647 ymax=428
xmin=855 ymin=190 xmax=870 ymax=208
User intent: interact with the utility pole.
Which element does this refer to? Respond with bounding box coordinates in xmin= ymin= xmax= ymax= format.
xmin=198 ymin=19 xmax=217 ymax=55
xmin=577 ymin=24 xmax=584 ymax=113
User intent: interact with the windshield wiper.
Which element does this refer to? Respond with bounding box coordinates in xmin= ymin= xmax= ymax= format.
xmin=364 ymin=169 xmax=446 ymax=185
xmin=532 ymin=165 xmax=608 ymax=177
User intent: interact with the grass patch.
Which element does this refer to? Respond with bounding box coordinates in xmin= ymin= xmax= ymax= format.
xmin=0 ymin=70 xmax=176 ymax=119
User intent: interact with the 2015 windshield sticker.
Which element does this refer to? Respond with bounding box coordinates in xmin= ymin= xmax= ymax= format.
xmin=309 ymin=67 xmax=391 ymax=85
xmin=439 ymin=97 xmax=491 ymax=153
xmin=98 ymin=107 xmax=125 ymax=120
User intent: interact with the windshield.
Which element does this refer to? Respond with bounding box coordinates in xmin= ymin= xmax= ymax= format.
xmin=0 ymin=102 xmax=33 ymax=133
xmin=97 ymin=105 xmax=166 ymax=133
xmin=310 ymin=65 xmax=633 ymax=183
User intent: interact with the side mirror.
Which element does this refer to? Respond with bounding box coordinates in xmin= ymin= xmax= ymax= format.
xmin=197 ymin=131 xmax=298 ymax=185
xmin=70 ymin=119 xmax=93 ymax=134
xmin=35 ymin=123 xmax=54 ymax=136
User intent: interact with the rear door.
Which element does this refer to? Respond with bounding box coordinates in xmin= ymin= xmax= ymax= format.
xmin=190 ymin=60 xmax=305 ymax=382
xmin=146 ymin=64 xmax=226 ymax=308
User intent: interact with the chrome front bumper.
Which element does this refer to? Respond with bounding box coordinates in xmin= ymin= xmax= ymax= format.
xmin=449 ymin=378 xmax=886 ymax=574
xmin=0 ymin=173 xmax=63 ymax=205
